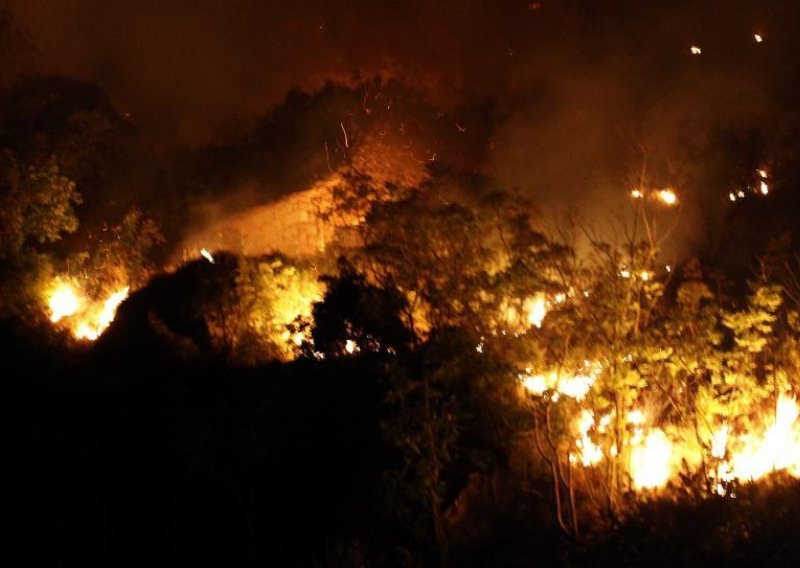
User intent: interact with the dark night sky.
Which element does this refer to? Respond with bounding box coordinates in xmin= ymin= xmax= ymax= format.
xmin=9 ymin=1 xmax=800 ymax=253
xmin=11 ymin=1 xmax=796 ymax=138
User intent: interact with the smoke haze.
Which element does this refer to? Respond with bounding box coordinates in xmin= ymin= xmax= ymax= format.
xmin=10 ymin=0 xmax=800 ymax=255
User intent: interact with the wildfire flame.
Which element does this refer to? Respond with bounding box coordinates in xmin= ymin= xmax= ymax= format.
xmin=722 ymin=395 xmax=800 ymax=482
xmin=48 ymin=283 xmax=81 ymax=323
xmin=572 ymin=410 xmax=603 ymax=467
xmin=525 ymin=294 xmax=547 ymax=328
xmin=46 ymin=280 xmax=129 ymax=341
xmin=561 ymin=394 xmax=800 ymax=494
xmin=519 ymin=360 xmax=602 ymax=402
xmin=630 ymin=428 xmax=673 ymax=490
xmin=504 ymin=292 xmax=560 ymax=331
xmin=519 ymin=358 xmax=800 ymax=493
xmin=711 ymin=424 xmax=729 ymax=459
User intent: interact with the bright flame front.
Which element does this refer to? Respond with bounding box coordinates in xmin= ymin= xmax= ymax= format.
xmin=48 ymin=283 xmax=81 ymax=323
xmin=630 ymin=429 xmax=673 ymax=490
xmin=46 ymin=281 xmax=129 ymax=342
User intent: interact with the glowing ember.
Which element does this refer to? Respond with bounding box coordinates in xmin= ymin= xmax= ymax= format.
xmin=630 ymin=189 xmax=644 ymax=199
xmin=200 ymin=248 xmax=215 ymax=264
xmin=754 ymin=33 xmax=763 ymax=43
xmin=630 ymin=428 xmax=673 ymax=490
xmin=48 ymin=283 xmax=81 ymax=323
xmin=345 ymin=339 xmax=358 ymax=354
xmin=656 ymin=188 xmax=678 ymax=206
xmin=690 ymin=45 xmax=702 ymax=55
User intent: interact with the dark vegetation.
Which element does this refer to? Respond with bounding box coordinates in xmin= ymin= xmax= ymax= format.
xmin=7 ymin=262 xmax=800 ymax=566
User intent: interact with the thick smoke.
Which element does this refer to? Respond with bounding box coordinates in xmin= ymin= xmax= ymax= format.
xmin=10 ymin=0 xmax=800 ymax=257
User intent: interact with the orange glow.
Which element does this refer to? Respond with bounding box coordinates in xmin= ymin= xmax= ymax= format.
xmin=656 ymin=188 xmax=678 ymax=206
xmin=200 ymin=248 xmax=215 ymax=263
xmin=46 ymin=280 xmax=129 ymax=341
xmin=630 ymin=428 xmax=673 ymax=490
xmin=48 ymin=282 xmax=81 ymax=323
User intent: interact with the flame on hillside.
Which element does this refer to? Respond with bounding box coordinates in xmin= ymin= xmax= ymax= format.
xmin=46 ymin=280 xmax=129 ymax=342
xmin=521 ymin=360 xmax=800 ymax=493
xmin=712 ymin=395 xmax=800 ymax=489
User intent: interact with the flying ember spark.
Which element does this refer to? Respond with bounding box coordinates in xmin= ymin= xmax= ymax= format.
xmin=630 ymin=189 xmax=644 ymax=199
xmin=690 ymin=46 xmax=702 ymax=55
xmin=754 ymin=33 xmax=763 ymax=43
xmin=757 ymin=169 xmax=769 ymax=195
xmin=200 ymin=248 xmax=215 ymax=264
